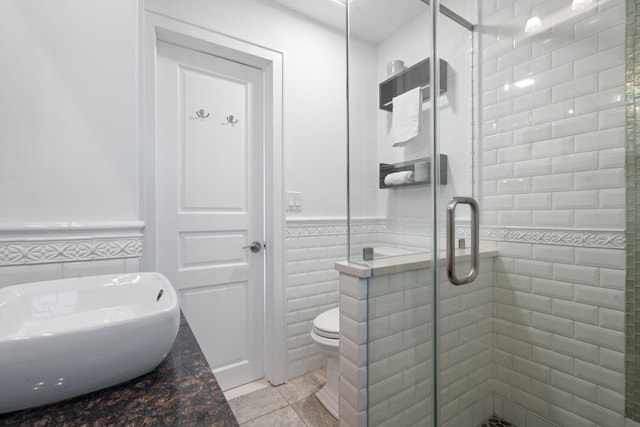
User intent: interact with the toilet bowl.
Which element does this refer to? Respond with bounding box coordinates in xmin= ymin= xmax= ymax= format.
xmin=310 ymin=307 xmax=340 ymax=419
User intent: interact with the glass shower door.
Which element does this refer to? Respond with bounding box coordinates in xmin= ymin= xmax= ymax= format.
xmin=347 ymin=0 xmax=438 ymax=425
xmin=349 ymin=0 xmax=627 ymax=425
xmin=434 ymin=0 xmax=628 ymax=426
xmin=346 ymin=0 xmax=490 ymax=424
xmin=430 ymin=1 xmax=494 ymax=425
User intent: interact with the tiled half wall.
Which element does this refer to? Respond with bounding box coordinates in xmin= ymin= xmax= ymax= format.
xmin=289 ymin=217 xmax=628 ymax=426
xmin=286 ymin=219 xmax=346 ymax=379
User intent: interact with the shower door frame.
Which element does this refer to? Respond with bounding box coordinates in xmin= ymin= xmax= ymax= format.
xmin=429 ymin=1 xmax=442 ymax=425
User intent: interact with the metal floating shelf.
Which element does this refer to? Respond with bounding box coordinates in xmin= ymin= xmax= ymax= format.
xmin=379 ymin=58 xmax=448 ymax=112
xmin=379 ymin=155 xmax=448 ymax=189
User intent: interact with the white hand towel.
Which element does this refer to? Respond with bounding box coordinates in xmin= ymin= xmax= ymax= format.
xmin=384 ymin=171 xmax=415 ymax=186
xmin=390 ymin=87 xmax=421 ymax=147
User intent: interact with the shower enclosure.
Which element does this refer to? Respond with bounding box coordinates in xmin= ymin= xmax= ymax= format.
xmin=340 ymin=0 xmax=628 ymax=426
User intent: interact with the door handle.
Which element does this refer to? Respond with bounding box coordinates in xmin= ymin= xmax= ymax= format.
xmin=446 ymin=197 xmax=479 ymax=285
xmin=242 ymin=241 xmax=262 ymax=253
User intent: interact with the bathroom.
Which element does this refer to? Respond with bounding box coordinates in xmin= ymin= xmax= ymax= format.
xmin=0 ymin=0 xmax=637 ymax=426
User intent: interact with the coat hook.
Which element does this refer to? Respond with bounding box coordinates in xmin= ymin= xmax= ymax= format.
xmin=195 ymin=109 xmax=210 ymax=120
xmin=222 ymin=115 xmax=239 ymax=126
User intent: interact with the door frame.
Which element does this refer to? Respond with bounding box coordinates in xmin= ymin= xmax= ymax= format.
xmin=141 ymin=11 xmax=286 ymax=386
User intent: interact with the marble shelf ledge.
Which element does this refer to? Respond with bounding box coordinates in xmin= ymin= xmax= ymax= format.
xmin=335 ymin=247 xmax=499 ymax=278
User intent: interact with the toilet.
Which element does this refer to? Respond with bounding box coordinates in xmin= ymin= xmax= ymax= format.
xmin=310 ymin=307 xmax=340 ymax=419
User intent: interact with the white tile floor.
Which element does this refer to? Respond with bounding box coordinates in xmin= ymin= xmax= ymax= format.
xmin=226 ymin=370 xmax=337 ymax=427
xmin=224 ymin=373 xmax=517 ymax=427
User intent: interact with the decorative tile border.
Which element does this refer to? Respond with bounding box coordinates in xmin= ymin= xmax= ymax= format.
xmin=0 ymin=238 xmax=143 ymax=266
xmin=286 ymin=218 xmax=625 ymax=249
xmin=286 ymin=223 xmax=347 ymax=237
xmin=479 ymin=227 xmax=625 ymax=249
xmin=286 ymin=218 xmax=384 ymax=237
xmin=0 ymin=221 xmax=145 ymax=266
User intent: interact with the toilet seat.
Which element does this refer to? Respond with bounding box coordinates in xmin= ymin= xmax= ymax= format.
xmin=312 ymin=307 xmax=339 ymax=340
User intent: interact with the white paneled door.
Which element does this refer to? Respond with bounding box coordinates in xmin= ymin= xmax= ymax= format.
xmin=156 ymin=41 xmax=265 ymax=391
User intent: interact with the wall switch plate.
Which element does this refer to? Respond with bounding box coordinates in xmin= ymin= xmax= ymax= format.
xmin=286 ymin=191 xmax=302 ymax=212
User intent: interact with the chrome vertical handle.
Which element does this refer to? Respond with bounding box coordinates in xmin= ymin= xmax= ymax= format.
xmin=447 ymin=197 xmax=479 ymax=285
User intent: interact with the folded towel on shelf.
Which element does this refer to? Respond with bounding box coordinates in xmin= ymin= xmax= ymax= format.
xmin=391 ymin=87 xmax=421 ymax=147
xmin=384 ymin=171 xmax=415 ymax=186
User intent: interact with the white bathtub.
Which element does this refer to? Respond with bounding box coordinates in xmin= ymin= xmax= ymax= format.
xmin=0 ymin=272 xmax=180 ymax=414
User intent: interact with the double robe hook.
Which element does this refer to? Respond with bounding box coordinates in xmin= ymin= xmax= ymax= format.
xmin=222 ymin=115 xmax=239 ymax=126
xmin=195 ymin=109 xmax=210 ymax=120
xmin=194 ymin=109 xmax=239 ymax=126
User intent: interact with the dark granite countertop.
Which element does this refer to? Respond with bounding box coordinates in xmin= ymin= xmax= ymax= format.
xmin=0 ymin=312 xmax=239 ymax=427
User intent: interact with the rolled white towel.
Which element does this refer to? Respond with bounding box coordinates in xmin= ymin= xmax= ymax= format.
xmin=384 ymin=171 xmax=415 ymax=186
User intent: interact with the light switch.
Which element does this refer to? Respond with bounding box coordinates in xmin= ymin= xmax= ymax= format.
xmin=286 ymin=191 xmax=302 ymax=212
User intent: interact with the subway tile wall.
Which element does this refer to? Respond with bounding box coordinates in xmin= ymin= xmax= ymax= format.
xmin=338 ymin=256 xmax=496 ymax=427
xmin=339 ymin=272 xmax=368 ymax=427
xmin=492 ymin=245 xmax=626 ymax=426
xmin=367 ymin=268 xmax=434 ymax=427
xmin=439 ymin=258 xmax=495 ymax=426
xmin=286 ymin=220 xmax=346 ymax=379
xmin=481 ymin=0 xmax=626 ymax=227
xmin=367 ymin=259 xmax=495 ymax=427
xmin=286 ymin=218 xmax=438 ymax=380
xmin=480 ymin=0 xmax=627 ymax=426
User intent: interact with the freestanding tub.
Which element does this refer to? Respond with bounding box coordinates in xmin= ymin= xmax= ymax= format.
xmin=0 ymin=272 xmax=180 ymax=414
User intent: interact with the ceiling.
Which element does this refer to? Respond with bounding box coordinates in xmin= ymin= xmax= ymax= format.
xmin=266 ymin=0 xmax=427 ymax=43
xmin=265 ymin=0 xmax=475 ymax=43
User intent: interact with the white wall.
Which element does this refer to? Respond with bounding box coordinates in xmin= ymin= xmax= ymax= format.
xmin=147 ymin=0 xmax=348 ymax=219
xmin=347 ymin=4 xmax=473 ymax=234
xmin=347 ymin=38 xmax=379 ymax=222
xmin=0 ymin=0 xmax=347 ymax=223
xmin=0 ymin=0 xmax=349 ymax=381
xmin=0 ymin=0 xmax=140 ymax=222
xmin=0 ymin=1 xmax=145 ymax=293
xmin=376 ymin=9 xmax=474 ymax=223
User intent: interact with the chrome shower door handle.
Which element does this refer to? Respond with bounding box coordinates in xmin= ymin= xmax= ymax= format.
xmin=447 ymin=197 xmax=479 ymax=286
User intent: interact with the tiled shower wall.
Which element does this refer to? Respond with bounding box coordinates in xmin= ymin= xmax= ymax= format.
xmin=479 ymin=0 xmax=628 ymax=426
xmin=480 ymin=0 xmax=625 ymax=230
